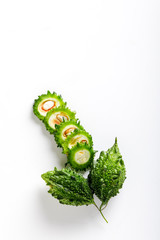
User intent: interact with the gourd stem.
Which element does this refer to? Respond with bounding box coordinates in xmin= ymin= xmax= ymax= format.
xmin=99 ymin=209 xmax=108 ymax=223
xmin=100 ymin=201 xmax=108 ymax=211
xmin=93 ymin=202 xmax=108 ymax=223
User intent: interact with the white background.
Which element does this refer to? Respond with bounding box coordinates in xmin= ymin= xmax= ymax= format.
xmin=0 ymin=0 xmax=160 ymax=239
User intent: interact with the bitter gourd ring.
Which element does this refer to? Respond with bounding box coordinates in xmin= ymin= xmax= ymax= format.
xmin=54 ymin=120 xmax=84 ymax=147
xmin=68 ymin=144 xmax=95 ymax=170
xmin=62 ymin=130 xmax=93 ymax=154
xmin=44 ymin=106 xmax=76 ymax=134
xmin=33 ymin=91 xmax=65 ymax=120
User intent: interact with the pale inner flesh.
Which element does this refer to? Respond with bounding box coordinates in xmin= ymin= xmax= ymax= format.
xmin=61 ymin=125 xmax=78 ymax=140
xmin=38 ymin=98 xmax=60 ymax=116
xmin=43 ymin=100 xmax=54 ymax=110
xmin=68 ymin=134 xmax=88 ymax=149
xmin=48 ymin=112 xmax=70 ymax=129
xmin=75 ymin=149 xmax=90 ymax=164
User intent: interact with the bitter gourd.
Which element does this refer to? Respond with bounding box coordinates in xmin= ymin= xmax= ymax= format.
xmin=33 ymin=92 xmax=126 ymax=223
xmin=88 ymin=138 xmax=126 ymax=208
xmin=67 ymin=143 xmax=95 ymax=170
xmin=54 ymin=120 xmax=84 ymax=147
xmin=62 ymin=129 xmax=93 ymax=155
xmin=33 ymin=91 xmax=65 ymax=120
xmin=41 ymin=167 xmax=94 ymax=206
xmin=44 ymin=106 xmax=76 ymax=134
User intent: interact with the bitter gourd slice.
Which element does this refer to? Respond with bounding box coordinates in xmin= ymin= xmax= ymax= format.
xmin=62 ymin=129 xmax=93 ymax=154
xmin=33 ymin=91 xmax=65 ymax=120
xmin=67 ymin=143 xmax=95 ymax=170
xmin=44 ymin=106 xmax=76 ymax=134
xmin=54 ymin=120 xmax=84 ymax=147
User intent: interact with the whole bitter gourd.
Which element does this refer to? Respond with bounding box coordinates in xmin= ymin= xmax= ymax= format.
xmin=88 ymin=138 xmax=126 ymax=208
xmin=42 ymin=167 xmax=94 ymax=206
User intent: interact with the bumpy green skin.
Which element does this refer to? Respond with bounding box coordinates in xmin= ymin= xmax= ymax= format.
xmin=54 ymin=120 xmax=84 ymax=148
xmin=41 ymin=167 xmax=94 ymax=206
xmin=88 ymin=138 xmax=126 ymax=206
xmin=33 ymin=91 xmax=65 ymax=121
xmin=62 ymin=129 xmax=93 ymax=155
xmin=68 ymin=143 xmax=95 ymax=171
xmin=43 ymin=106 xmax=76 ymax=134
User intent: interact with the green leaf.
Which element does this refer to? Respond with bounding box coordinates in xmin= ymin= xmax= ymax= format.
xmin=88 ymin=138 xmax=126 ymax=206
xmin=42 ymin=167 xmax=94 ymax=206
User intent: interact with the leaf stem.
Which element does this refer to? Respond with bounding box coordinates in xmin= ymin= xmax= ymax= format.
xmin=93 ymin=202 xmax=108 ymax=223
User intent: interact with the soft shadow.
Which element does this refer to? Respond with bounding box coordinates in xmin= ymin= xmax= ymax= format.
xmin=38 ymin=188 xmax=98 ymax=227
xmin=31 ymin=110 xmax=67 ymax=168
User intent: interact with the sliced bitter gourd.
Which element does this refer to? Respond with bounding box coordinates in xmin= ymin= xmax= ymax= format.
xmin=44 ymin=106 xmax=76 ymax=134
xmin=33 ymin=91 xmax=65 ymax=120
xmin=54 ymin=120 xmax=84 ymax=147
xmin=67 ymin=143 xmax=95 ymax=170
xmin=62 ymin=129 xmax=93 ymax=154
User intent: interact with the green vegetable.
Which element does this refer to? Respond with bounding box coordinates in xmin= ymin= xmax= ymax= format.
xmin=33 ymin=92 xmax=127 ymax=223
xmin=88 ymin=138 xmax=126 ymax=211
xmin=54 ymin=120 xmax=84 ymax=147
xmin=41 ymin=166 xmax=109 ymax=222
xmin=67 ymin=143 xmax=95 ymax=170
xmin=62 ymin=129 xmax=93 ymax=154
xmin=43 ymin=106 xmax=76 ymax=134
xmin=33 ymin=91 xmax=65 ymax=121
xmin=41 ymin=167 xmax=94 ymax=206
